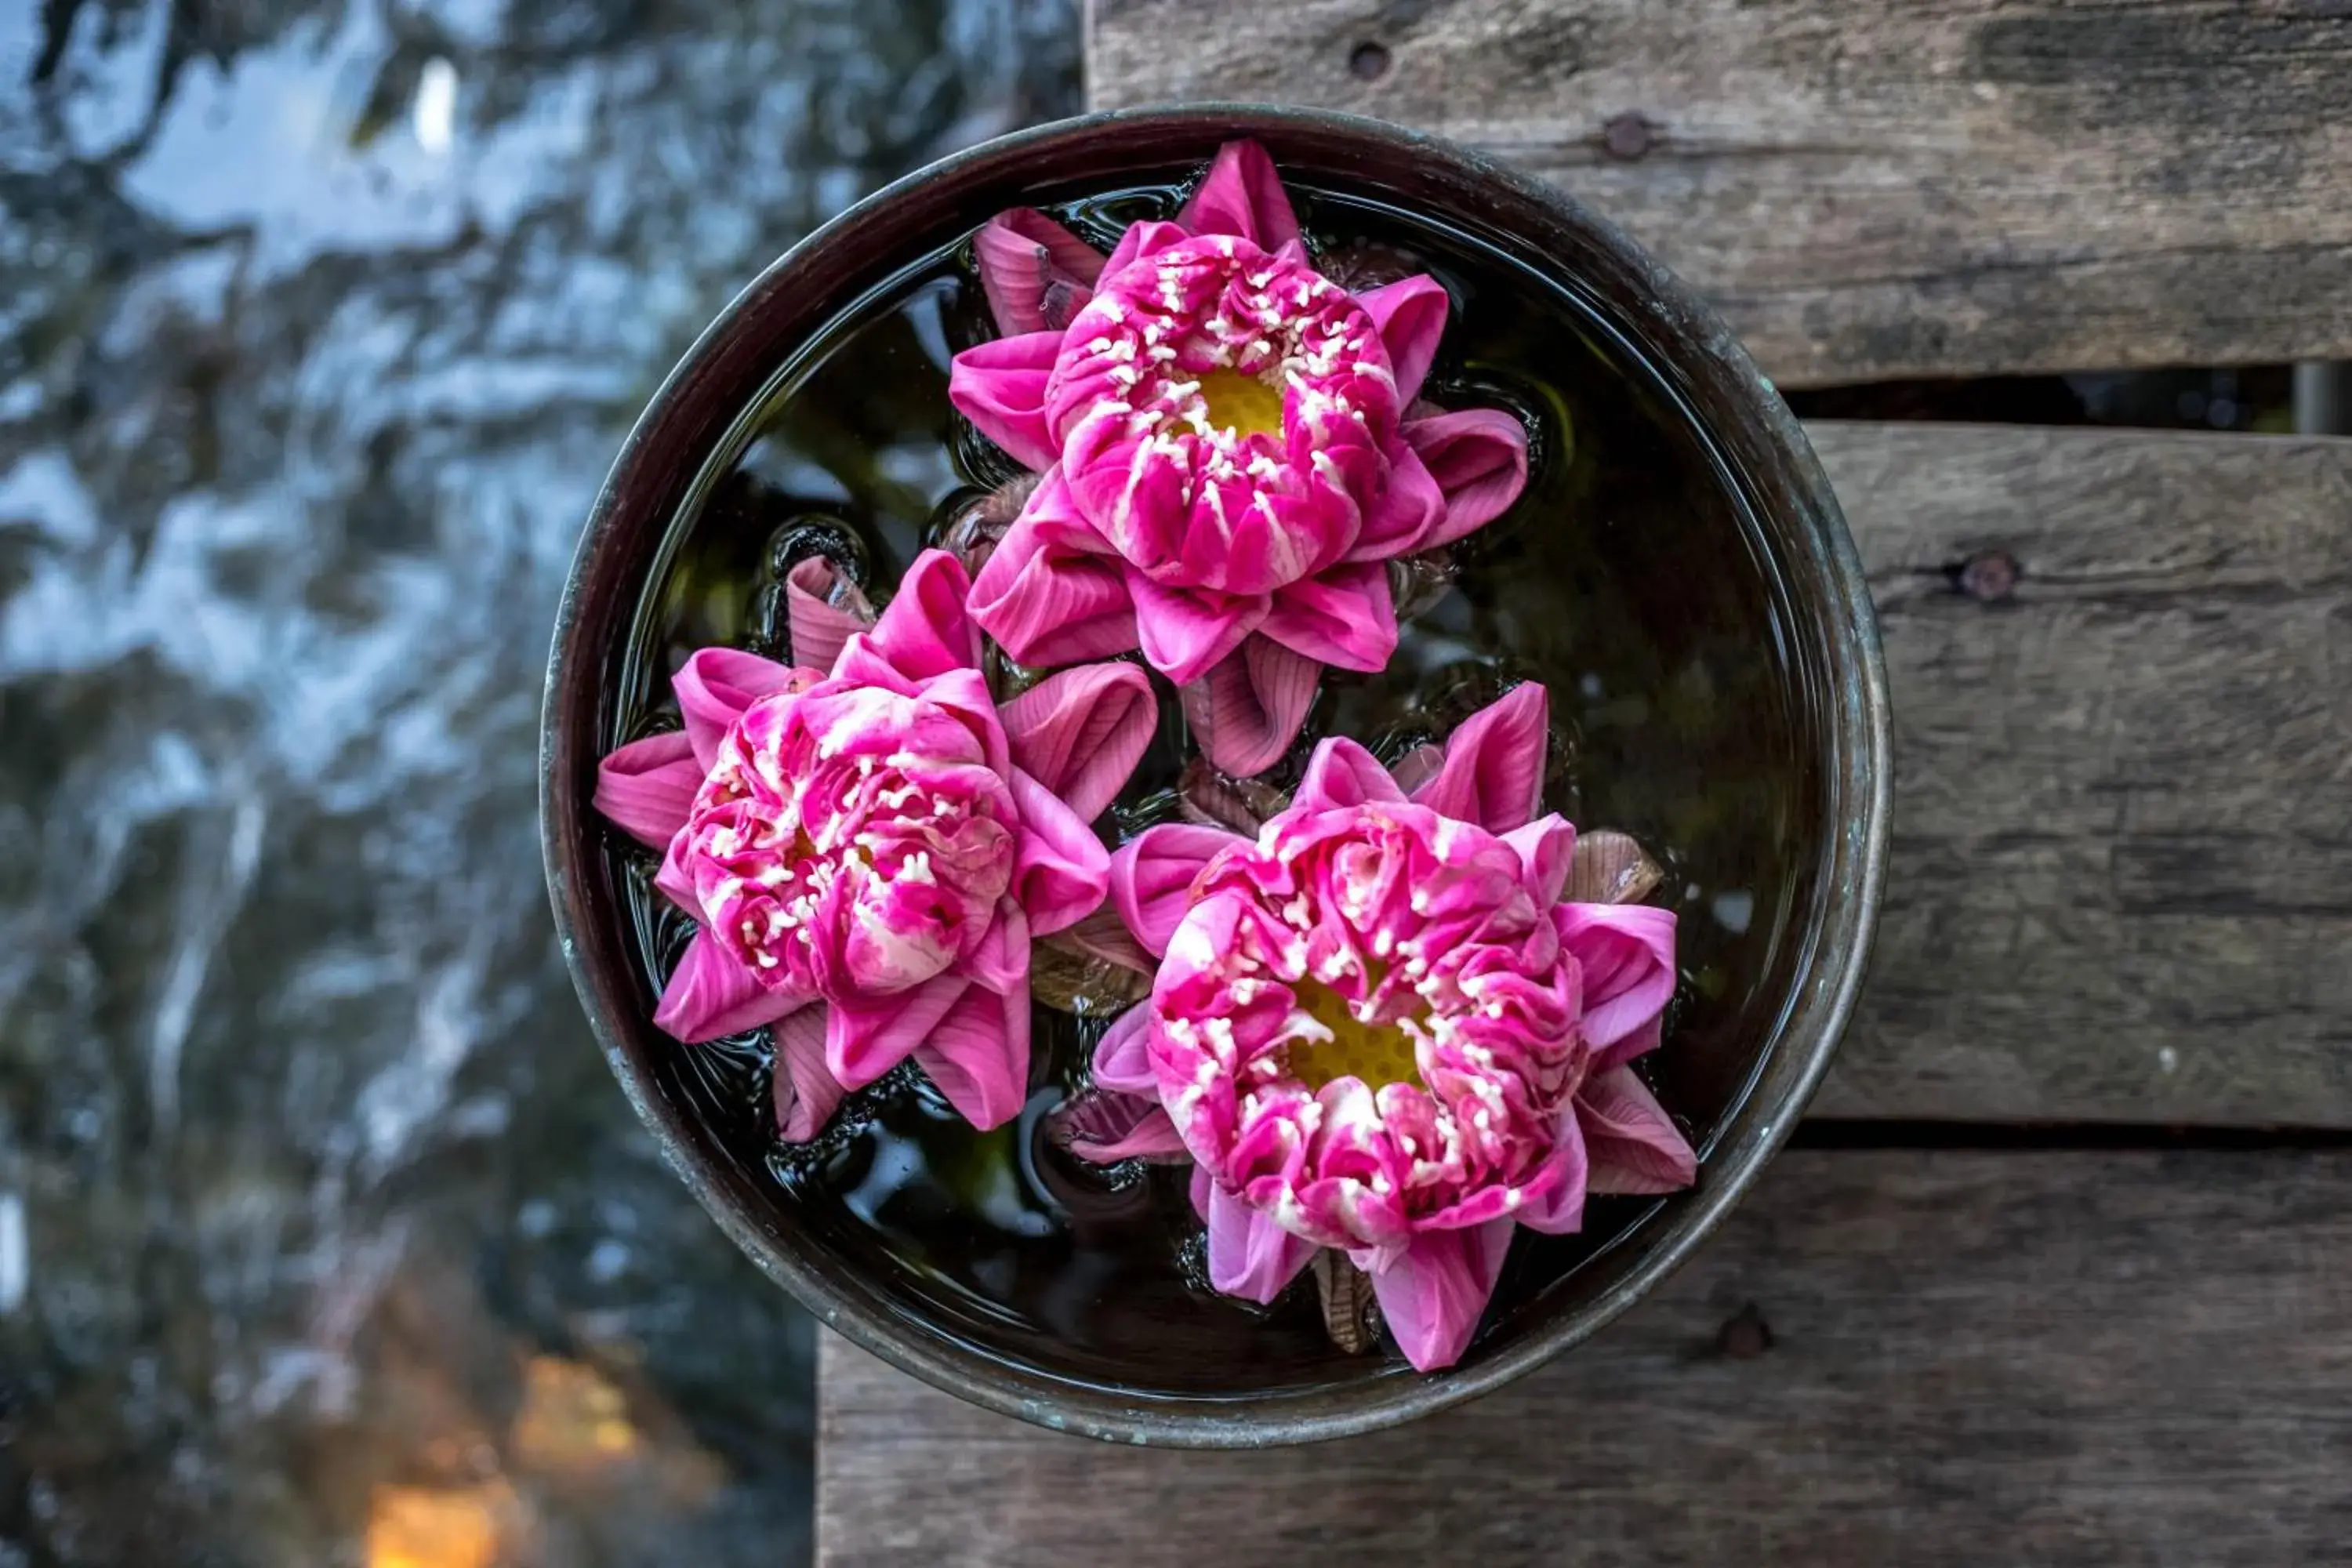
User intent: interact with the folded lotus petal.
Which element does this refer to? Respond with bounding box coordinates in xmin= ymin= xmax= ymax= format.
xmin=1097 ymin=217 xmax=1193 ymax=278
xmin=1130 ymin=575 xmax=1266 ymax=687
xmin=1405 ymin=1144 xmax=1570 ymax=1233
xmin=1258 ymin=561 xmax=1396 ymax=673
xmin=674 ymin=646 xmax=803 ymax=769
xmin=1577 ymin=1065 xmax=1698 ymax=1196
xmin=783 ymin=554 xmax=875 ymax=675
xmin=1403 ymin=407 xmax=1531 ymax=544
xmin=1344 ymin=439 xmax=1446 ymax=564
xmin=1064 ymin=1100 xmax=1187 ymax=1162
xmin=1354 ymin=274 xmax=1450 ymax=407
xmin=975 ymin=207 xmax=1106 ymax=336
xmin=1195 ymin=1169 xmax=1317 ymax=1305
xmin=946 ymin=328 xmax=1064 ymax=472
xmin=1054 ymin=903 xmax=1155 ymax=975
xmin=823 ymin=635 xmax=920 ymax=699
xmin=1602 ymin=1010 xmax=1663 ymax=1071
xmin=772 ymin=1004 xmax=848 ymax=1143
xmin=1294 ymin=735 xmax=1410 ymax=814
xmin=1181 ymin=634 xmax=1322 ymax=780
xmin=997 ymin=662 xmax=1157 ymax=823
xmin=593 ymin=731 xmax=699 ymax=848
xmin=1369 ymin=1218 xmax=1515 ymax=1372
xmin=913 ymin=982 xmax=1029 ymax=1131
xmin=895 ymin=665 xmax=1011 ymax=778
xmin=835 ymin=890 xmax=959 ymax=998
xmin=1411 ymin=680 xmax=1549 ymax=833
xmin=1089 ymin=1003 xmax=1159 ymax=1097
xmin=1501 ymin=815 xmax=1576 ymax=909
xmin=963 ymin=898 xmax=1032 ymax=997
xmin=653 ymin=928 xmax=807 ymax=1043
xmin=1109 ymin=823 xmax=1239 ymax=957
xmin=967 ymin=499 xmax=1142 ymax=667
xmin=1176 ymin=140 xmax=1302 ymax=252
xmin=652 ymin=827 xmax=696 ymax=913
xmin=1007 ymin=768 xmax=1111 ymax=937
xmin=863 ymin=548 xmax=983 ymax=681
xmin=1557 ymin=902 xmax=1680 ymax=1069
xmin=1514 ymin=1106 xmax=1591 ymax=1235
xmin=1012 ymin=463 xmax=1127 ymax=554
xmin=824 ymin=971 xmax=970 ymax=1090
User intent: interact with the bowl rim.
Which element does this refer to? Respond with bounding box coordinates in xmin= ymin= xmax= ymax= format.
xmin=541 ymin=101 xmax=1892 ymax=1449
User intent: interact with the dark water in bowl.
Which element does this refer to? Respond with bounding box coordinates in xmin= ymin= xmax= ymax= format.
xmin=608 ymin=180 xmax=1808 ymax=1392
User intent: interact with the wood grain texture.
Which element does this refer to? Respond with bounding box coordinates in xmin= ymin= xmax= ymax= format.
xmin=1087 ymin=0 xmax=2352 ymax=383
xmin=1811 ymin=423 xmax=2352 ymax=1124
xmin=818 ymin=1149 xmax=2352 ymax=1566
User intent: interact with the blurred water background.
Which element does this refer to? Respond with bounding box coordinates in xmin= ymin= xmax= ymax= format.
xmin=0 ymin=3 xmax=1076 ymax=1563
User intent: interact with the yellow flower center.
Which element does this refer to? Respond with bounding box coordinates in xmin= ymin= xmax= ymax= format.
xmin=1196 ymin=368 xmax=1285 ymax=440
xmin=1283 ymin=980 xmax=1425 ymax=1091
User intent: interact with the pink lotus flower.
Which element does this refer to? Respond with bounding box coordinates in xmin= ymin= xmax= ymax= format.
xmin=1068 ymin=684 xmax=1693 ymax=1370
xmin=949 ymin=140 xmax=1530 ymax=778
xmin=593 ymin=550 xmax=1156 ymax=1142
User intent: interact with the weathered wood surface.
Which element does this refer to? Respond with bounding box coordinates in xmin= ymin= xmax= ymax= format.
xmin=818 ymin=1149 xmax=2352 ymax=1566
xmin=1087 ymin=0 xmax=2352 ymax=384
xmin=1810 ymin=423 xmax=2352 ymax=1126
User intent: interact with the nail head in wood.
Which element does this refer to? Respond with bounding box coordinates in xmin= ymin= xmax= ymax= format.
xmin=1957 ymin=548 xmax=2021 ymax=603
xmin=1717 ymin=1302 xmax=1773 ymax=1359
xmin=1602 ymin=112 xmax=1654 ymax=161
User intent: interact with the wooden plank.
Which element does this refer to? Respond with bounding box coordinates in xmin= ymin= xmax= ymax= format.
xmin=818 ymin=1149 xmax=2352 ymax=1566
xmin=1087 ymin=0 xmax=2352 ymax=384
xmin=1810 ymin=423 xmax=2352 ymax=1124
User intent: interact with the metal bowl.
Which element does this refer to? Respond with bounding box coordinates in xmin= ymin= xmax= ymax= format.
xmin=541 ymin=104 xmax=1889 ymax=1448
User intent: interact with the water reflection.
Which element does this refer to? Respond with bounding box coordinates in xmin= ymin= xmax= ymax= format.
xmin=0 ymin=2 xmax=1076 ymax=1562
